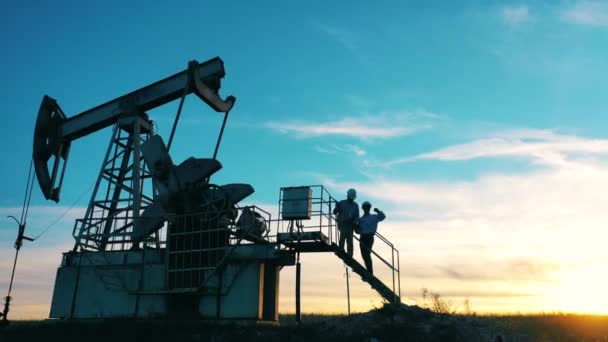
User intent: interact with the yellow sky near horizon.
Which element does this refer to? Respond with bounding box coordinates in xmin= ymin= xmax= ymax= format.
xmin=3 ymin=230 xmax=608 ymax=320
xmin=4 ymin=134 xmax=608 ymax=319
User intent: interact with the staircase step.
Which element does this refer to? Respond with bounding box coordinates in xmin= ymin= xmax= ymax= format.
xmin=331 ymin=243 xmax=400 ymax=304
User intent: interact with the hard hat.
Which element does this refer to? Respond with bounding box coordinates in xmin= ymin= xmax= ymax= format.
xmin=347 ymin=188 xmax=357 ymax=200
xmin=362 ymin=201 xmax=371 ymax=208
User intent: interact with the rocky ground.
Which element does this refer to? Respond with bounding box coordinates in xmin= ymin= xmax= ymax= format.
xmin=2 ymin=304 xmax=608 ymax=341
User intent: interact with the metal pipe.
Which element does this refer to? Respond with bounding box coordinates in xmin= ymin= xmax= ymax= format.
xmin=397 ymin=250 xmax=401 ymax=298
xmin=2 ymin=165 xmax=35 ymax=324
xmin=392 ymin=249 xmax=396 ymax=304
xmin=345 ymin=266 xmax=351 ymax=315
xmin=216 ymin=269 xmax=223 ymax=320
xmin=295 ymin=257 xmax=301 ymax=323
xmin=19 ymin=160 xmax=33 ymax=224
xmin=213 ymin=111 xmax=230 ymax=160
xmin=167 ymin=83 xmax=189 ymax=151
xmin=1 ymin=248 xmax=20 ymax=323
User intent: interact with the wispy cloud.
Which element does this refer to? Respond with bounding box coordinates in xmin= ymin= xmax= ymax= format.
xmin=314 ymin=22 xmax=372 ymax=65
xmin=344 ymin=94 xmax=374 ymax=109
xmin=562 ymin=1 xmax=608 ymax=27
xmin=265 ymin=110 xmax=437 ymax=140
xmin=501 ymin=5 xmax=530 ymax=26
xmin=325 ymin=149 xmax=608 ymax=311
xmin=316 ymin=144 xmax=367 ymax=156
xmin=316 ymin=23 xmax=358 ymax=52
xmin=318 ymin=127 xmax=608 ymax=311
xmin=435 ymin=258 xmax=561 ymax=282
xmin=384 ymin=129 xmax=608 ymax=167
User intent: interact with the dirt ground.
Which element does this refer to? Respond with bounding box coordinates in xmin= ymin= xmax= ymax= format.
xmin=2 ymin=304 xmax=608 ymax=342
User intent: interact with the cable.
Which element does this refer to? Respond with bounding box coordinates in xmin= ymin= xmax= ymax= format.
xmin=31 ymin=182 xmax=95 ymax=241
xmin=19 ymin=160 xmax=34 ymax=225
xmin=2 ymin=159 xmax=35 ymax=323
xmin=23 ymin=165 xmax=35 ymax=226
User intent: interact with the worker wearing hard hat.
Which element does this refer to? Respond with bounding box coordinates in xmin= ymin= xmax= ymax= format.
xmin=358 ymin=201 xmax=386 ymax=275
xmin=333 ymin=188 xmax=360 ymax=257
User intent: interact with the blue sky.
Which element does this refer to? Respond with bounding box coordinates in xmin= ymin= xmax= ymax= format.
xmin=3 ymin=0 xmax=608 ymax=317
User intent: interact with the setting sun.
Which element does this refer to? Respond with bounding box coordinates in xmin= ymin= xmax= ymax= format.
xmin=555 ymin=262 xmax=608 ymax=314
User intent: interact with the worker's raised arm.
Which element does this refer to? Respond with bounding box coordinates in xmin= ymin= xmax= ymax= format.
xmin=333 ymin=200 xmax=339 ymax=215
xmin=374 ymin=208 xmax=386 ymax=222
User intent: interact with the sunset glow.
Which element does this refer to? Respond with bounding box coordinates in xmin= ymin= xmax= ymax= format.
xmin=3 ymin=0 xmax=608 ymax=320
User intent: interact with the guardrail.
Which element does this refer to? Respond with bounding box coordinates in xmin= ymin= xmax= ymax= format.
xmin=72 ymin=205 xmax=272 ymax=252
xmin=275 ymin=185 xmax=338 ymax=244
xmin=353 ymin=231 xmax=401 ymax=300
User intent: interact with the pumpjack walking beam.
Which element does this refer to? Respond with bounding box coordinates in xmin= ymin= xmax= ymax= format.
xmin=33 ymin=57 xmax=236 ymax=203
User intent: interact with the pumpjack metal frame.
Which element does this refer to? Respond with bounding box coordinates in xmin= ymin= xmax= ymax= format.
xmin=33 ymin=57 xmax=292 ymax=321
xmin=73 ymin=116 xmax=155 ymax=251
xmin=33 ymin=57 xmax=235 ymax=203
xmin=25 ymin=57 xmax=403 ymax=322
xmin=33 ymin=57 xmax=236 ymax=253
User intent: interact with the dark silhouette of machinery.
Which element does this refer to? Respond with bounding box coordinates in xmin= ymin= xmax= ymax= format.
xmin=18 ymin=57 xmax=402 ymax=321
xmin=31 ymin=57 xmax=286 ymax=319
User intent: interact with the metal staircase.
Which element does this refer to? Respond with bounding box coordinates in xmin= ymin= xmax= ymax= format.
xmin=278 ymin=232 xmax=401 ymax=304
xmin=276 ymin=185 xmax=402 ymax=306
xmin=332 ymin=243 xmax=400 ymax=304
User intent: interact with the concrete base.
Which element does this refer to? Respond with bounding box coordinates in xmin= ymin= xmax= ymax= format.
xmin=49 ymin=245 xmax=289 ymax=321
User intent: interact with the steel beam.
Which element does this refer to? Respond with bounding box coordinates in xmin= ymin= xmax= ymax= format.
xmin=61 ymin=57 xmax=228 ymax=141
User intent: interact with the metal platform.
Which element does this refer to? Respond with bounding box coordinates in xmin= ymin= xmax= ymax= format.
xmin=277 ymin=231 xmax=332 ymax=252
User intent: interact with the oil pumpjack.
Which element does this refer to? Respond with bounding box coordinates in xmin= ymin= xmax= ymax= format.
xmin=27 ymin=56 xmax=402 ymax=322
xmin=33 ymin=57 xmax=287 ymax=320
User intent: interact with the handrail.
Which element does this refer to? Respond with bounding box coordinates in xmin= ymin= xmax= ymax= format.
xmin=374 ymin=232 xmax=394 ymax=248
xmin=353 ymin=234 xmax=397 ymax=271
xmin=72 ymin=204 xmax=273 ymax=251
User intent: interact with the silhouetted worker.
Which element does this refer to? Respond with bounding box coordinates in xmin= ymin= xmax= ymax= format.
xmin=358 ymin=201 xmax=385 ymax=275
xmin=333 ymin=188 xmax=359 ymax=257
